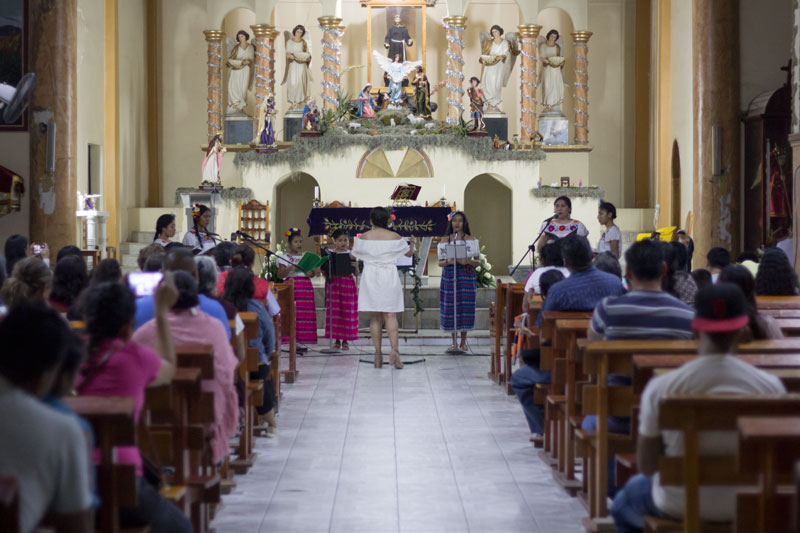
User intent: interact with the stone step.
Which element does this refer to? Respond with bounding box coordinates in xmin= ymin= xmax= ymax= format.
xmin=120 ymin=241 xmax=148 ymax=257
xmin=130 ymin=231 xmax=156 ymax=244
xmin=120 ymin=253 xmax=140 ymax=268
xmin=313 ymin=306 xmax=490 ymax=331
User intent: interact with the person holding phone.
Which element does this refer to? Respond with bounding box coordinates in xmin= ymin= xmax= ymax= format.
xmin=438 ymin=211 xmax=479 ymax=353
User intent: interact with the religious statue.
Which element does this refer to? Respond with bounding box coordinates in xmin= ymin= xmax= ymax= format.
xmin=538 ymin=29 xmax=565 ymax=114
xmin=202 ymin=134 xmax=226 ymax=182
xmin=373 ymin=51 xmax=421 ymax=108
xmin=478 ymin=25 xmax=520 ymax=113
xmin=257 ymin=95 xmax=277 ymax=147
xmin=467 ymin=76 xmax=486 ymax=130
xmin=282 ymin=25 xmax=313 ymax=111
xmin=302 ymin=98 xmax=320 ymax=130
xmin=411 ymin=67 xmax=432 ymax=119
xmin=384 ymin=14 xmax=413 ymax=62
xmin=358 ymin=84 xmax=376 ymax=118
xmin=226 ymin=30 xmax=254 ymax=114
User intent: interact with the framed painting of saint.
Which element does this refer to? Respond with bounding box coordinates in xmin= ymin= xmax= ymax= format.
xmin=0 ymin=0 xmax=27 ymax=131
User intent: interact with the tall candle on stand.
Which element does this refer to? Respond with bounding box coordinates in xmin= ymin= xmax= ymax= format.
xmin=314 ymin=186 xmax=320 ymax=201
xmin=441 ymin=184 xmax=446 ymax=199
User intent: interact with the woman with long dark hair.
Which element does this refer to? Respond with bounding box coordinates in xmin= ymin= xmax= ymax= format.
xmin=182 ymin=203 xmax=217 ymax=254
xmin=537 ymin=196 xmax=589 ymax=252
xmin=438 ymin=211 xmax=479 ymax=352
xmin=49 ymin=255 xmax=88 ymax=316
xmin=662 ymin=241 xmax=697 ymax=306
xmin=756 ymin=248 xmax=798 ymax=295
xmin=352 ymin=207 xmax=416 ymax=368
xmin=153 ymin=214 xmax=176 ymax=247
xmin=720 ymin=264 xmax=784 ymax=339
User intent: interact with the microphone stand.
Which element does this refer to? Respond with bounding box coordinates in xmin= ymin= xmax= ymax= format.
xmin=509 ymin=217 xmax=554 ymax=278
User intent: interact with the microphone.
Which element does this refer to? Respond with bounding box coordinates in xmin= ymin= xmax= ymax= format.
xmin=543 ymin=214 xmax=556 ymax=222
xmin=236 ymin=230 xmax=256 ymax=241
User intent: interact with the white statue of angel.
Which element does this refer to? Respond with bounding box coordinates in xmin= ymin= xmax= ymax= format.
xmin=478 ymin=25 xmax=520 ymax=113
xmin=281 ymin=24 xmax=313 ymax=111
xmin=373 ymin=50 xmax=421 ymax=107
xmin=226 ymin=30 xmax=255 ymax=114
xmin=538 ymin=29 xmax=566 ymax=114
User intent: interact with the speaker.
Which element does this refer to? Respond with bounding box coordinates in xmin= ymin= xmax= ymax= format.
xmin=46 ymin=120 xmax=56 ymax=173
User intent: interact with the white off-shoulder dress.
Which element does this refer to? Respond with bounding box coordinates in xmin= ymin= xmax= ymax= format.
xmin=352 ymin=237 xmax=409 ymax=313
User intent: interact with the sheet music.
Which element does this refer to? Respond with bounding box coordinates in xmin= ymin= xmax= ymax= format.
xmin=437 ymin=239 xmax=480 ymax=259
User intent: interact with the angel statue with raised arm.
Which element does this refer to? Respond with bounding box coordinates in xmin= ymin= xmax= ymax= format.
xmin=538 ymin=29 xmax=566 ymax=114
xmin=282 ymin=24 xmax=313 ymax=111
xmin=373 ymin=50 xmax=421 ymax=108
xmin=478 ymin=25 xmax=520 ymax=113
xmin=226 ymin=30 xmax=254 ymax=114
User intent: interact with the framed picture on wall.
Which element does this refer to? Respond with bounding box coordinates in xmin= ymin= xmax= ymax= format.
xmin=0 ymin=0 xmax=28 ymax=131
xmin=560 ymin=176 xmax=570 ymax=187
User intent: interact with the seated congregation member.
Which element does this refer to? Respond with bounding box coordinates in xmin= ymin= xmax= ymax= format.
xmin=523 ymin=241 xmax=569 ymax=297
xmin=196 ymin=255 xmax=238 ymax=320
xmin=0 ymin=257 xmax=51 ymax=313
xmin=137 ymin=243 xmax=166 ymax=272
xmin=593 ymin=251 xmax=622 ymax=279
xmin=536 ymin=234 xmax=624 ymax=335
xmin=736 ymin=250 xmax=760 ymax=278
xmin=675 ymin=230 xmax=694 ymax=271
xmin=223 ymin=267 xmax=277 ymax=435
xmin=77 ymin=278 xmax=191 ymax=532
xmin=706 ymin=246 xmax=731 ymax=284
xmin=219 ymin=244 xmax=281 ymax=320
xmin=611 ymin=284 xmax=785 ymax=532
xmin=511 ymin=269 xmax=566 ymax=442
xmin=0 ymin=255 xmax=6 ymax=314
xmin=691 ymin=268 xmax=712 ymax=292
xmin=719 ymin=264 xmax=783 ymax=340
xmin=88 ymin=258 xmax=122 ymax=286
xmin=0 ymin=304 xmax=94 ymax=533
xmin=153 ymin=213 xmax=176 ymax=247
xmin=5 ymin=234 xmax=50 ymax=274
xmin=596 ymin=200 xmax=621 ymax=258
xmin=537 ymin=196 xmax=589 ymax=253
xmin=213 ymin=240 xmax=237 ymax=272
xmin=662 ymin=241 xmax=697 ymax=306
xmin=755 ymin=247 xmax=798 ymax=296
xmin=133 ymin=247 xmax=231 ymax=338
xmin=56 ymin=245 xmax=83 ymax=263
xmin=133 ymin=271 xmax=239 ymax=466
xmin=49 ymin=255 xmax=88 ymax=317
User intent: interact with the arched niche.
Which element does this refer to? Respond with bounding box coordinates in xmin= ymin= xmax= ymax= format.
xmin=356 ymin=147 xmax=432 ymax=178
xmin=221 ymin=8 xmax=258 ymax=119
xmin=464 ymin=173 xmax=512 ymax=270
xmin=537 ymin=7 xmax=575 ymax=134
xmin=275 ymin=172 xmax=320 ymax=243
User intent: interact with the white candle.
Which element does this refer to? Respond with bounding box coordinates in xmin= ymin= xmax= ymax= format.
xmin=314 ymin=186 xmax=320 ymax=200
xmin=441 ymin=184 xmax=446 ymax=198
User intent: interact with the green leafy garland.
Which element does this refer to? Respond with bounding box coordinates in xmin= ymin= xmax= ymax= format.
xmin=410 ymin=254 xmax=424 ymax=317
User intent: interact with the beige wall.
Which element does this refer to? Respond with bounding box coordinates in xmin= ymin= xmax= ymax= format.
xmin=0 ymin=132 xmax=30 ymax=246
xmin=669 ymin=0 xmax=693 ymax=232
xmin=464 ymin=173 xmax=512 ymax=268
xmin=740 ymin=0 xmax=792 ymax=111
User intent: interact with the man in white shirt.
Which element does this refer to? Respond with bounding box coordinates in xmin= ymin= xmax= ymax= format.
xmin=611 ymin=283 xmax=785 ymax=532
xmin=0 ymin=303 xmax=93 ymax=532
xmin=523 ymin=241 xmax=570 ymax=298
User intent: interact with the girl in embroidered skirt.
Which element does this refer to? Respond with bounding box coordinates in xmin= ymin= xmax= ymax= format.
xmin=278 ymin=228 xmax=318 ymax=347
xmin=323 ymin=229 xmax=359 ymax=349
xmin=438 ymin=211 xmax=480 ymax=352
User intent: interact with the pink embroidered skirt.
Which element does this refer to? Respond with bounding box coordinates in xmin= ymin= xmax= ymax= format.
xmin=282 ymin=276 xmax=318 ymax=345
xmin=324 ymin=275 xmax=359 ymax=341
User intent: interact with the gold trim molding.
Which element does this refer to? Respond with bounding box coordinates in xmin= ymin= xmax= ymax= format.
xmin=571 ymin=31 xmax=593 ymax=43
xmin=518 ymin=24 xmax=542 ymax=38
xmin=318 ymin=16 xmax=343 ymax=29
xmin=203 ymin=29 xmax=225 ymax=42
xmin=443 ymin=16 xmax=467 ymax=28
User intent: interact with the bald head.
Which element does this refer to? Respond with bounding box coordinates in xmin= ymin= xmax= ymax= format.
xmin=164 ymin=247 xmax=198 ymax=278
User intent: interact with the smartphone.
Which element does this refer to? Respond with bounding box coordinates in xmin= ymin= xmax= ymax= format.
xmin=32 ymin=244 xmax=42 ymax=255
xmin=128 ymin=271 xmax=163 ymax=298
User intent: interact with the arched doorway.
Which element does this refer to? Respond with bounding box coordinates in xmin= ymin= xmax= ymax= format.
xmin=276 ymin=173 xmax=319 ymax=244
xmin=464 ymin=174 xmax=512 ymax=271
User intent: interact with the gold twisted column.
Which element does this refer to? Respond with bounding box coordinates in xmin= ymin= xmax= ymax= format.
xmin=318 ymin=16 xmax=344 ymax=112
xmin=251 ymin=24 xmax=280 ymax=109
xmin=203 ymin=29 xmax=225 ymax=140
xmin=443 ymin=16 xmax=467 ymax=125
xmin=571 ymin=31 xmax=592 ymax=144
xmin=518 ymin=24 xmax=542 ymax=143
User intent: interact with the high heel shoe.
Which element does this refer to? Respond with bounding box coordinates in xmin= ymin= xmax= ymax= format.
xmin=374 ymin=351 xmax=383 ymax=368
xmin=389 ymin=350 xmax=403 ymax=369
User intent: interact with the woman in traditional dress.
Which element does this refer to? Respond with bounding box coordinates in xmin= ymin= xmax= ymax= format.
xmin=258 ymin=96 xmax=276 ymax=146
xmin=539 ymin=29 xmax=565 ymax=113
xmin=438 ymin=211 xmax=479 ymax=352
xmin=352 ymin=207 xmax=416 ymax=369
xmin=278 ymin=228 xmax=318 ymax=348
xmin=201 ymin=134 xmax=225 ymax=183
xmin=183 ymin=204 xmax=217 ymax=255
xmin=226 ymin=30 xmax=253 ymax=114
xmin=412 ymin=66 xmax=432 ymax=119
xmin=478 ymin=25 xmax=519 ymax=112
xmin=323 ymin=229 xmax=359 ymax=350
xmin=153 ymin=214 xmax=176 ymax=247
xmin=358 ymin=84 xmax=376 ymax=118
xmin=282 ymin=25 xmax=312 ymax=110
xmin=537 ymin=196 xmax=589 ymax=252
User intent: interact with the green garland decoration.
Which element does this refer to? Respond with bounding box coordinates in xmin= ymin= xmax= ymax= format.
xmin=174 ymin=187 xmax=254 ymax=206
xmin=410 ymin=254 xmax=424 ymax=317
xmin=531 ymin=186 xmax=605 ymax=199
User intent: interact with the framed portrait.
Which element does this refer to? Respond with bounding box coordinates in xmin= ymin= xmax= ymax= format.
xmin=363 ymin=0 xmax=427 ymax=90
xmin=0 ymin=0 xmax=28 ymax=131
xmin=560 ymin=176 xmax=571 ymax=187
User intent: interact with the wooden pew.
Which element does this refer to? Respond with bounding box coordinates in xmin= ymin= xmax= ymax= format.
xmin=488 ymin=280 xmax=506 ymax=384
xmin=775 ymin=318 xmax=800 ymax=337
xmin=645 ymin=395 xmax=800 ymax=533
xmin=761 ymin=308 xmax=800 ymax=319
xmin=231 ymin=313 xmax=260 ymax=474
xmin=503 ymin=283 xmax=528 ymax=394
xmin=64 ymin=396 xmax=137 ymax=533
xmin=0 ymin=477 xmax=17 ymax=533
xmin=578 ymin=338 xmax=800 ymax=522
xmin=756 ymin=296 xmax=800 ymax=310
xmin=274 ymin=279 xmax=298 ymax=383
xmin=737 ymin=416 xmax=800 ymax=533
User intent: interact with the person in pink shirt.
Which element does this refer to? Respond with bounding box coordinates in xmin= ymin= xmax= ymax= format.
xmin=76 ymin=275 xmax=191 ymax=532
xmin=133 ymin=270 xmax=239 ymax=467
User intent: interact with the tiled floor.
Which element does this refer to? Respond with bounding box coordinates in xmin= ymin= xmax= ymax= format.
xmin=212 ymin=347 xmax=587 ymax=532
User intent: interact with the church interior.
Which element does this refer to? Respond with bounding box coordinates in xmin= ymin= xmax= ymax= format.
xmin=3 ymin=0 xmax=800 ymax=532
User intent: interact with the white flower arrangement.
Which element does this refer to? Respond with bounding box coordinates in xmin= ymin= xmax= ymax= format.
xmin=474 ymin=247 xmax=496 ymax=288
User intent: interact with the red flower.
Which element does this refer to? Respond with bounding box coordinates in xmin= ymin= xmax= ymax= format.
xmin=559 ymin=225 xmax=566 ymax=231
xmin=391 ymin=214 xmax=396 ymax=221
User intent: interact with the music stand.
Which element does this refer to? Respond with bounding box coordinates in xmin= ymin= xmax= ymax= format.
xmin=443 ymin=241 xmax=468 ymax=355
xmin=320 ymin=250 xmax=355 ymax=354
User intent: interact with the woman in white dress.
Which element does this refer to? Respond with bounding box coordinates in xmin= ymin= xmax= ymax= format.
xmin=479 ymin=25 xmax=518 ymax=112
xmin=282 ymin=25 xmax=311 ymax=110
xmin=352 ymin=207 xmax=417 ymax=369
xmin=226 ymin=30 xmax=254 ymax=114
xmin=539 ymin=29 xmax=565 ymax=113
